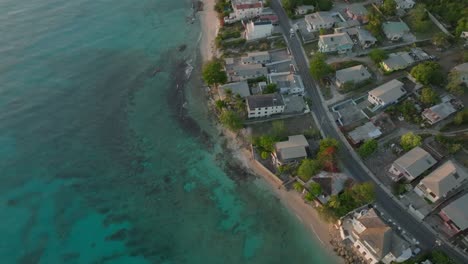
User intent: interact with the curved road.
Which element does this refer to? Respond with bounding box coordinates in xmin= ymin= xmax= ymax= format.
xmin=269 ymin=1 xmax=467 ymax=263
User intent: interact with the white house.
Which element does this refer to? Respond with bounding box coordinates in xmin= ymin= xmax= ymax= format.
xmin=380 ymin=52 xmax=415 ymax=72
xmin=357 ymin=28 xmax=377 ymax=49
xmin=422 ymin=102 xmax=457 ymax=125
xmin=224 ymin=0 xmax=263 ymax=23
xmin=452 ymin=63 xmax=468 ymax=86
xmin=395 ymin=0 xmax=415 ymax=9
xmin=246 ymin=93 xmax=285 ymax=118
xmin=415 ymin=161 xmax=468 ymax=203
xmin=295 ymin=5 xmax=314 ymax=16
xmin=388 ymin=147 xmax=437 ymax=182
xmin=382 ymin=21 xmax=410 ymax=41
xmin=272 ymin=135 xmax=309 ymax=165
xmin=340 ymin=208 xmax=412 ymax=264
xmin=348 ymin=122 xmax=382 ymax=144
xmin=335 ymin=64 xmax=371 ymax=88
xmin=268 ymin=72 xmax=305 ymax=95
xmin=304 ymin=12 xmax=335 ymax=32
xmin=318 ymin=32 xmax=354 ymax=53
xmin=368 ymin=79 xmax=406 ymax=108
xmin=245 ymin=20 xmax=273 ymax=41
xmin=241 ymin=51 xmax=271 ymax=65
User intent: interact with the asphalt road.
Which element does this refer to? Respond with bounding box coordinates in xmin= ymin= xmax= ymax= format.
xmin=269 ymin=1 xmax=467 ymax=263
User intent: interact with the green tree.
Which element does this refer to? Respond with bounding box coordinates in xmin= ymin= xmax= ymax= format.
xmin=297 ymin=159 xmax=322 ymax=182
xmin=369 ymin=49 xmax=388 ymax=64
xmin=309 ymin=53 xmax=333 ymax=81
xmin=358 ymin=139 xmax=378 ymax=158
xmin=309 ymin=182 xmax=322 ymax=197
xmin=432 ymin=32 xmax=449 ymax=48
xmin=446 ymin=71 xmax=466 ymax=95
xmin=410 ymin=62 xmax=444 ymax=86
xmin=431 ymin=250 xmax=455 ymax=264
xmin=400 ymin=132 xmax=422 ymax=151
xmin=352 ymin=182 xmax=375 ymax=203
xmin=408 ymin=4 xmax=432 ymax=33
xmin=319 ymin=28 xmax=327 ymax=35
xmin=261 ymin=151 xmax=270 ymax=159
xmin=420 ymin=87 xmax=440 ymax=106
xmin=263 ymin=83 xmax=278 ymax=94
xmin=455 ymin=17 xmax=468 ymax=39
xmin=219 ymin=110 xmax=243 ymax=131
xmin=304 ymin=192 xmax=315 ymax=202
xmin=319 ymin=137 xmax=339 ymax=152
xmin=328 ymin=195 xmax=341 ymax=209
xmin=253 ymin=135 xmax=276 ymax=153
xmin=366 ymin=9 xmax=383 ymax=38
xmin=381 ymin=0 xmax=397 ymax=16
xmin=293 ymin=182 xmax=304 ymax=192
xmin=202 ymin=59 xmax=227 ymax=86
xmin=453 ymin=109 xmax=468 ymax=125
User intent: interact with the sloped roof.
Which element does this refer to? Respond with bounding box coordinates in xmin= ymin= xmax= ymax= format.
xmin=312 ymin=171 xmax=348 ymax=196
xmin=275 ymin=135 xmax=309 ymax=160
xmin=453 ymin=63 xmax=468 ymax=73
xmin=219 ymin=81 xmax=251 ymax=98
xmin=368 ymin=79 xmax=406 ymax=104
xmin=319 ymin=32 xmax=353 ymax=46
xmin=347 ymin=4 xmax=368 ymax=16
xmin=348 ymin=122 xmax=382 ymax=143
xmin=422 ymin=102 xmax=456 ymax=124
xmin=420 ymin=161 xmax=468 ymax=198
xmin=336 ymin=65 xmax=371 ymax=84
xmin=382 ymin=21 xmax=410 ymax=35
xmin=442 ymin=194 xmax=468 ymax=230
xmin=356 ymin=208 xmax=393 ymax=258
xmin=305 ymin=12 xmax=335 ymax=26
xmin=382 ymin=52 xmax=414 ymax=70
xmin=393 ymin=147 xmax=436 ymax=178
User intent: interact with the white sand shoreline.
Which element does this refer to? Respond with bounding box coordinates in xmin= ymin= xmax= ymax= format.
xmin=197 ymin=2 xmax=343 ymax=262
xmin=199 ymin=0 xmax=219 ymax=62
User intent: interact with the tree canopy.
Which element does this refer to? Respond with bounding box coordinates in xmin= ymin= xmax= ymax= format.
xmin=453 ymin=109 xmax=468 ymax=126
xmin=446 ymin=71 xmax=466 ymax=95
xmin=219 ymin=110 xmax=243 ymax=131
xmin=297 ymin=159 xmax=322 ymax=182
xmin=319 ymin=137 xmax=339 ymax=152
xmin=432 ymin=32 xmax=449 ymax=48
xmin=408 ymin=4 xmax=432 ymax=33
xmin=309 ymin=182 xmax=322 ymax=197
xmin=420 ymin=87 xmax=440 ymax=106
xmin=309 ymin=53 xmax=334 ymax=81
xmin=410 ymin=62 xmax=444 ymax=86
xmin=369 ymin=49 xmax=388 ymax=64
xmin=263 ymin=83 xmax=278 ymax=94
xmin=358 ymin=139 xmax=378 ymax=158
xmin=381 ymin=0 xmax=397 ymax=16
xmin=400 ymin=132 xmax=422 ymax=151
xmin=202 ymin=59 xmax=227 ymax=86
xmin=366 ymin=9 xmax=384 ymax=39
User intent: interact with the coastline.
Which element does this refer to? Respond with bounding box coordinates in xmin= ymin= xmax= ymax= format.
xmin=199 ymin=0 xmax=218 ymax=62
xmin=196 ymin=4 xmax=342 ymax=262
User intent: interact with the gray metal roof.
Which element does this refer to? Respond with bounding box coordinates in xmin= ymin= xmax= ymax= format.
xmin=442 ymin=193 xmax=468 ymax=230
xmin=246 ymin=93 xmax=284 ymax=110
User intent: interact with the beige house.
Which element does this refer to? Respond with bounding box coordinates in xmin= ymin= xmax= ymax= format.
xmin=415 ymin=161 xmax=468 ymax=203
xmin=388 ymin=147 xmax=437 ymax=182
xmin=368 ymin=79 xmax=406 ymax=109
xmin=380 ymin=52 xmax=414 ymax=72
xmin=318 ymin=32 xmax=354 ymax=54
xmin=340 ymin=208 xmax=412 ymax=264
xmin=272 ymin=135 xmax=309 ymax=165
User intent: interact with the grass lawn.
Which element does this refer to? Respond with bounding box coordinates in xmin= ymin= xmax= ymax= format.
xmin=248 ymin=115 xmax=320 ymax=138
xmin=302 ymin=42 xmax=317 ymax=60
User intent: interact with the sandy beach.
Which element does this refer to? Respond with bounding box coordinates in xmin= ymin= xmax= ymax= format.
xmin=223 ymin=129 xmax=344 ymax=264
xmin=199 ymin=0 xmax=219 ymax=62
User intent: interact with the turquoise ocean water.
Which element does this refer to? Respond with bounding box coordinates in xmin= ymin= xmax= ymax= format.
xmin=0 ymin=0 xmax=337 ymax=263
